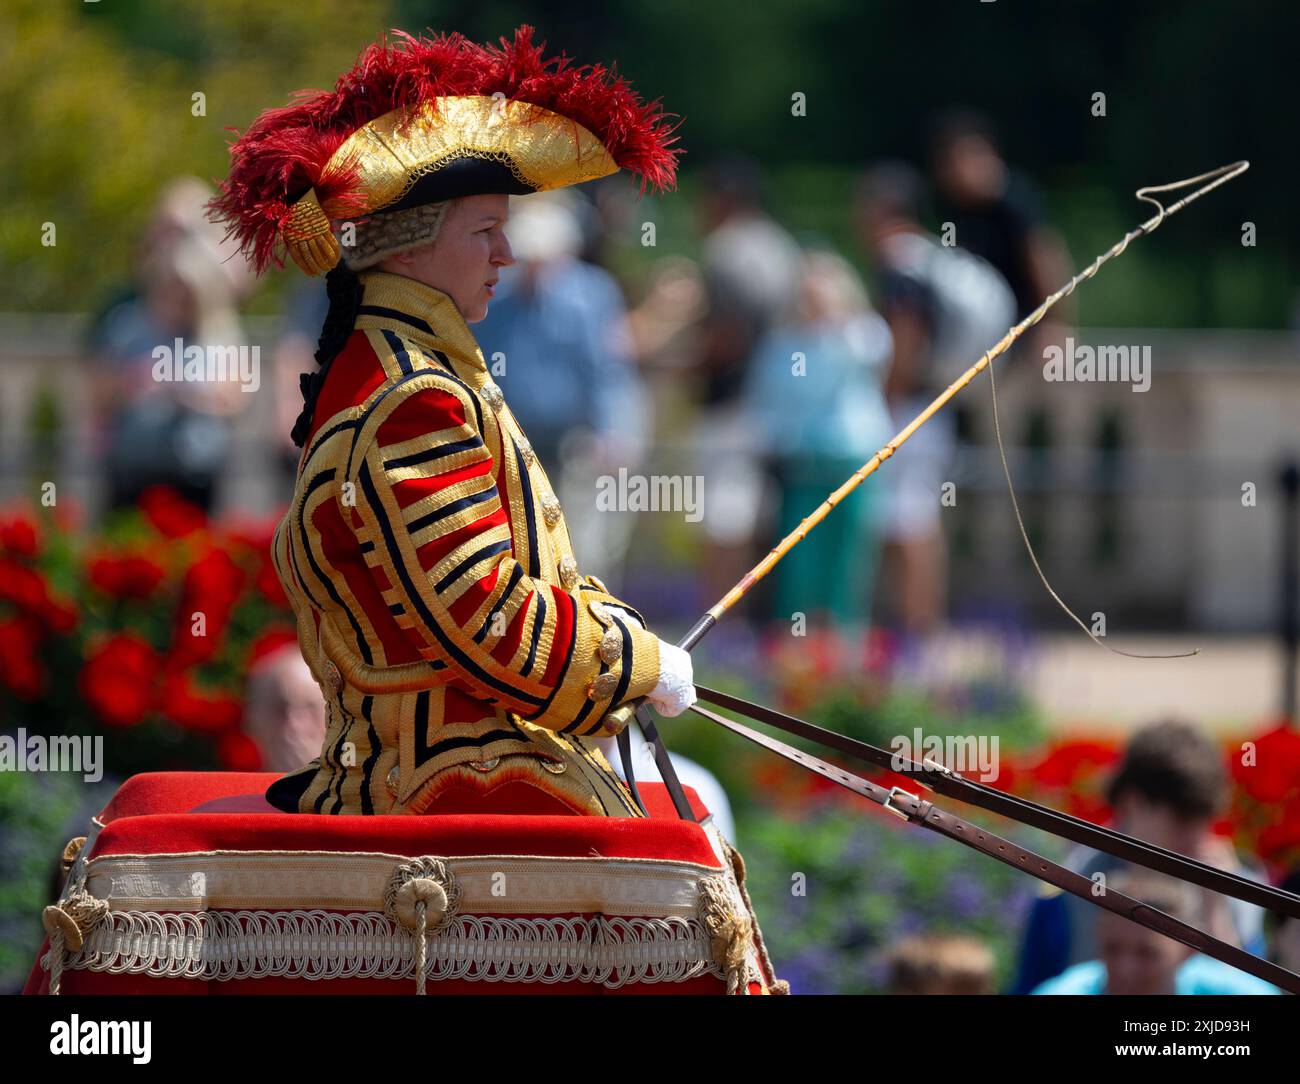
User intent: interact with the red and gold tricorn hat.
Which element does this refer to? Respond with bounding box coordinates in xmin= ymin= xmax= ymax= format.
xmin=210 ymin=26 xmax=680 ymax=276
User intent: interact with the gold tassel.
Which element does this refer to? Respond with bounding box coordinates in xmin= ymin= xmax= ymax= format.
xmin=283 ymin=189 xmax=340 ymax=276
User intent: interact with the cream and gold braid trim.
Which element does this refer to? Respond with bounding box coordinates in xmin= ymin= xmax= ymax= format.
xmin=45 ymin=908 xmax=733 ymax=989
xmin=41 ymin=846 xmax=770 ymax=995
xmin=80 ymin=849 xmax=725 ymax=915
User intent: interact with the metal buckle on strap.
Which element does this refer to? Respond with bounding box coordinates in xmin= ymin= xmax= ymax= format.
xmin=883 ymin=786 xmax=918 ymax=821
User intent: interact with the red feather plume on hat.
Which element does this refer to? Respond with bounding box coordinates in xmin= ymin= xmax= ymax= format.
xmin=209 ymin=25 xmax=681 ymax=272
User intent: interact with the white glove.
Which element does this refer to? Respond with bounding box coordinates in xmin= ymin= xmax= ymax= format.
xmin=600 ymin=605 xmax=694 ymax=716
xmin=646 ymin=640 xmax=696 ymax=718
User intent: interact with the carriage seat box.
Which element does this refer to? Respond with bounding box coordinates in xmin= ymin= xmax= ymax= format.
xmin=25 ymin=772 xmax=780 ymax=995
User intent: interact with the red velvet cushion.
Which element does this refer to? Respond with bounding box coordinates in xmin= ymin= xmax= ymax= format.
xmin=24 ymin=772 xmax=744 ymax=995
xmin=88 ymin=772 xmax=717 ymax=863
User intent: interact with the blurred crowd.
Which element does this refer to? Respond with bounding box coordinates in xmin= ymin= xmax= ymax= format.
xmin=87 ymin=108 xmax=1072 ymax=644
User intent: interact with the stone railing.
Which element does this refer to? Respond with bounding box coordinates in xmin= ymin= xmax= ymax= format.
xmin=2 ymin=318 xmax=1296 ymax=631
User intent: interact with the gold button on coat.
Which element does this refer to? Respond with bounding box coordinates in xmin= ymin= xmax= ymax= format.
xmin=588 ymin=672 xmax=619 ymax=700
xmin=599 ymin=626 xmax=623 ymax=665
xmin=559 ymin=555 xmax=579 ymax=590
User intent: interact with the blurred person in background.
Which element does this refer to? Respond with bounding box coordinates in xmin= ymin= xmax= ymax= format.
xmin=741 ymin=248 xmax=893 ymax=642
xmin=475 ymin=190 xmax=649 ymax=592
xmin=929 ymin=109 xmax=1073 ymax=341
xmin=88 ymin=177 xmax=256 ymax=513
xmin=1031 ymin=869 xmax=1279 ymax=994
xmin=243 ymin=642 xmax=328 ymax=772
xmin=886 ymin=933 xmax=995 ymax=994
xmin=1013 ymin=718 xmax=1269 ymax=993
xmin=855 ymin=162 xmax=1015 ymax=635
xmin=270 ymin=282 xmax=330 ymax=494
xmin=690 ymin=155 xmax=803 ymax=604
xmin=695 ymin=155 xmax=803 ymax=408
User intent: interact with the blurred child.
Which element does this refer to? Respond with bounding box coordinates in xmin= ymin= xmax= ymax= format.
xmin=1013 ymin=719 xmax=1269 ymax=992
xmin=886 ymin=933 xmax=995 ymax=994
xmin=1031 ymin=869 xmax=1278 ymax=995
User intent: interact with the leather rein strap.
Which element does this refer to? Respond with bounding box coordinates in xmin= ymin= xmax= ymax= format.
xmin=617 ymin=708 xmax=698 ymax=821
xmin=694 ymin=683 xmax=1300 ymax=920
xmin=688 ymin=699 xmax=1300 ymax=994
xmin=615 ymin=615 xmax=722 ymax=823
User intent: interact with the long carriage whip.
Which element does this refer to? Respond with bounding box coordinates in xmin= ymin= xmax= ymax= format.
xmin=613 ymin=162 xmax=1250 ymax=819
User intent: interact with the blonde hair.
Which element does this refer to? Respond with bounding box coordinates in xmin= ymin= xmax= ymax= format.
xmin=885 ymin=934 xmax=995 ymax=995
xmin=339 ymin=199 xmax=459 ymax=271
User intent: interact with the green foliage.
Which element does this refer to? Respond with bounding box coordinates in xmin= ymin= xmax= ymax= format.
xmin=0 ymin=769 xmax=117 ymax=992
xmin=740 ymin=798 xmax=1066 ymax=994
xmin=1 ymin=0 xmax=392 ymax=313
xmin=2 ymin=0 xmax=1291 ymax=325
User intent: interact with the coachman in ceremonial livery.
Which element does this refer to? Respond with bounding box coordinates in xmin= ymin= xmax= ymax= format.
xmin=213 ymin=25 xmax=703 ymax=818
xmin=26 ymin=26 xmax=785 ymax=997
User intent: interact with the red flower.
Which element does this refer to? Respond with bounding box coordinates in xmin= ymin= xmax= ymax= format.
xmin=980 ymin=758 xmax=1019 ymax=793
xmin=172 ymin=548 xmax=246 ymax=665
xmin=225 ymin=521 xmax=276 ymax=553
xmin=255 ymin=555 xmax=288 ymax=606
xmin=39 ymin=595 xmax=78 ymax=635
xmin=1233 ymin=725 xmax=1300 ymax=804
xmin=80 ymin=633 xmax=159 ymax=727
xmin=139 ymin=486 xmax=206 ymax=539
xmin=248 ymin=625 xmax=298 ymax=668
xmin=1028 ymin=739 xmax=1120 ymax=788
xmin=0 ymin=513 xmax=39 ymax=557
xmin=158 ymin=670 xmax=242 ymax=734
xmin=1064 ymin=791 xmax=1113 ymax=825
xmin=1256 ymin=800 xmax=1300 ymax=863
xmin=88 ymin=551 xmax=167 ymax=600
xmin=0 ymin=557 xmax=50 ymax=613
xmin=0 ymin=615 xmax=45 ymax=700
xmin=217 ymin=730 xmax=263 ymax=771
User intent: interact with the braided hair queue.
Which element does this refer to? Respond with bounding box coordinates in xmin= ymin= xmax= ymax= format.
xmin=291 ymin=265 xmax=365 ymax=448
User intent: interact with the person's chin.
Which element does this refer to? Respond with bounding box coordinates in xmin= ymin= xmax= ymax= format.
xmin=466 ymin=299 xmax=490 ymax=323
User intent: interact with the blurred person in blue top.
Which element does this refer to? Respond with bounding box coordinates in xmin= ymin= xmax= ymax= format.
xmin=855 ymin=162 xmax=1016 ymax=636
xmin=475 ymin=189 xmax=649 ymax=593
xmin=1032 ymin=868 xmax=1279 ymax=995
xmin=1015 ymin=719 xmax=1271 ymax=993
xmin=741 ymin=247 xmax=893 ymax=638
xmin=88 ymin=177 xmax=256 ymax=514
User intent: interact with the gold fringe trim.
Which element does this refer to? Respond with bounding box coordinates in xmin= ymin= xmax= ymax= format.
xmin=284 ymin=189 xmax=341 ymax=276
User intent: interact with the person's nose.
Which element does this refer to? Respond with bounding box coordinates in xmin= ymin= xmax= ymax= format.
xmin=492 ymin=231 xmax=515 ymax=268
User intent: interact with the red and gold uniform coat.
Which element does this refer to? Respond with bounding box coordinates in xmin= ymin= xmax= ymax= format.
xmin=270 ymin=272 xmax=661 ymax=815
